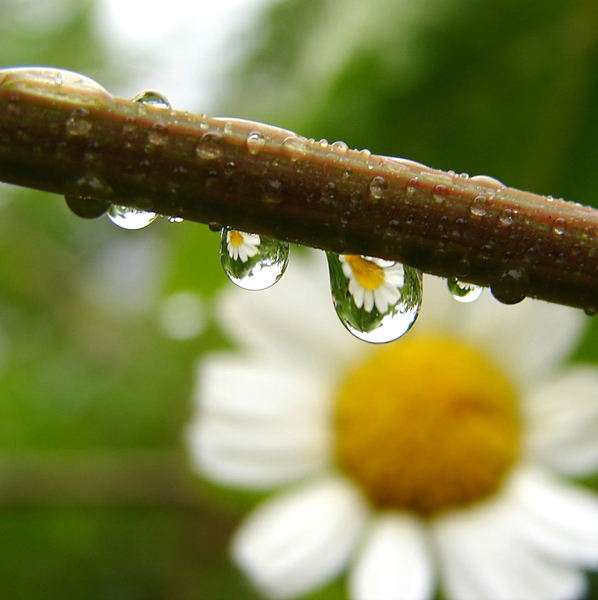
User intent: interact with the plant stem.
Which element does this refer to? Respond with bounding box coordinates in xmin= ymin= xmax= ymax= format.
xmin=0 ymin=67 xmax=596 ymax=312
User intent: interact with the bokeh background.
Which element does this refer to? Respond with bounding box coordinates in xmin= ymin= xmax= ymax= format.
xmin=1 ymin=0 xmax=598 ymax=598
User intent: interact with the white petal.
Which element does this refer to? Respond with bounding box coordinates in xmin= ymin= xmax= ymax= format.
xmin=232 ymin=475 xmax=368 ymax=599
xmin=506 ymin=466 xmax=598 ymax=568
xmin=433 ymin=493 xmax=586 ymax=600
xmin=187 ymin=355 xmax=332 ymax=488
xmin=363 ymin=290 xmax=375 ymax=313
xmin=524 ymin=367 xmax=598 ymax=476
xmin=194 ymin=353 xmax=331 ymax=422
xmin=217 ymin=251 xmax=367 ymax=374
xmin=349 ymin=513 xmax=434 ymax=600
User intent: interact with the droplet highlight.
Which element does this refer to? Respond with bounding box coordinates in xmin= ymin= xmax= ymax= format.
xmin=246 ymin=131 xmax=266 ymax=155
xmin=107 ymin=205 xmax=157 ymax=230
xmin=447 ymin=278 xmax=483 ymax=303
xmin=220 ymin=228 xmax=289 ymax=290
xmin=326 ymin=253 xmax=422 ymax=343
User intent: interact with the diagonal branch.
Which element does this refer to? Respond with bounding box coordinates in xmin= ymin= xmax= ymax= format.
xmin=0 ymin=67 xmax=597 ymax=312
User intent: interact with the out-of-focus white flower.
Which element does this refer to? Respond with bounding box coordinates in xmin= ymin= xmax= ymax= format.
xmin=188 ymin=251 xmax=598 ymax=600
xmin=226 ymin=230 xmax=261 ymax=263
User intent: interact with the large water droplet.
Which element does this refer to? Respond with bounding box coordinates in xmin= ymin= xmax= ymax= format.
xmin=447 ymin=278 xmax=483 ymax=303
xmin=132 ymin=90 xmax=171 ymax=109
xmin=490 ymin=268 xmax=528 ymax=305
xmin=326 ymin=252 xmax=422 ymax=343
xmin=220 ymin=228 xmax=289 ymax=290
xmin=107 ymin=205 xmax=157 ymax=230
xmin=65 ymin=195 xmax=111 ymax=219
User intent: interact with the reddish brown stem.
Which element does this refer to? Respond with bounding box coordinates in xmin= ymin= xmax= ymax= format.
xmin=0 ymin=67 xmax=596 ymax=312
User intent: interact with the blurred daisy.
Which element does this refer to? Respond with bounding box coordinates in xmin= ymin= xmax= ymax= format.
xmin=340 ymin=255 xmax=404 ymax=313
xmin=226 ymin=229 xmax=261 ymax=262
xmin=187 ymin=251 xmax=598 ymax=600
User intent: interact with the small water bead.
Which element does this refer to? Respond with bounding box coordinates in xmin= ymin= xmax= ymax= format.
xmin=553 ymin=218 xmax=566 ymax=235
xmin=447 ymin=278 xmax=483 ymax=303
xmin=246 ymin=131 xmax=266 ymax=155
xmin=470 ymin=195 xmax=490 ymax=217
xmin=131 ymin=90 xmax=171 ymax=109
xmin=195 ymin=132 xmax=224 ymax=160
xmin=220 ymin=228 xmax=289 ymax=291
xmin=434 ymin=184 xmax=448 ymax=202
xmin=499 ymin=208 xmax=514 ymax=225
xmin=107 ymin=205 xmax=157 ymax=230
xmin=369 ymin=176 xmax=387 ymax=200
xmin=148 ymin=123 xmax=169 ymax=146
xmin=332 ymin=141 xmax=349 ymax=152
xmin=65 ymin=107 xmax=92 ymax=136
xmin=326 ymin=252 xmax=423 ymax=343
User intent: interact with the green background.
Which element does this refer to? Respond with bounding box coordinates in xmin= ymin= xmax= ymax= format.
xmin=1 ymin=0 xmax=598 ymax=598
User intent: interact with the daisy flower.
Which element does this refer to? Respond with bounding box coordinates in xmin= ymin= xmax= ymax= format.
xmin=340 ymin=255 xmax=405 ymax=313
xmin=187 ymin=251 xmax=598 ymax=600
xmin=226 ymin=229 xmax=261 ymax=263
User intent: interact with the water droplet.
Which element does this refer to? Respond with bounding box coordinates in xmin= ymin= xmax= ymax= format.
xmin=470 ymin=195 xmax=490 ymax=217
xmin=246 ymin=131 xmax=265 ymax=155
xmin=369 ymin=176 xmax=387 ymax=200
xmin=490 ymin=268 xmax=528 ymax=305
xmin=281 ymin=136 xmax=309 ymax=161
xmin=195 ymin=132 xmax=224 ymax=160
xmin=469 ymin=174 xmax=505 ymax=189
xmin=64 ymin=195 xmax=111 ymax=219
xmin=131 ymin=90 xmax=171 ymax=109
xmin=107 ymin=205 xmax=157 ymax=230
xmin=553 ymin=218 xmax=566 ymax=235
xmin=447 ymin=278 xmax=483 ymax=303
xmin=332 ymin=141 xmax=348 ymax=151
xmin=499 ymin=208 xmax=514 ymax=225
xmin=326 ymin=252 xmax=422 ymax=343
xmin=148 ymin=122 xmax=168 ymax=145
xmin=220 ymin=228 xmax=289 ymax=290
xmin=65 ymin=107 xmax=92 ymax=136
xmin=433 ymin=184 xmax=448 ymax=202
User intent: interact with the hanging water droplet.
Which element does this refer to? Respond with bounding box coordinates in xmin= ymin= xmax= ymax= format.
xmin=220 ymin=228 xmax=289 ymax=290
xmin=326 ymin=252 xmax=422 ymax=343
xmin=65 ymin=195 xmax=111 ymax=219
xmin=107 ymin=205 xmax=157 ymax=230
xmin=131 ymin=90 xmax=171 ymax=109
xmin=490 ymin=268 xmax=528 ymax=305
xmin=447 ymin=278 xmax=483 ymax=303
xmin=246 ymin=131 xmax=265 ymax=155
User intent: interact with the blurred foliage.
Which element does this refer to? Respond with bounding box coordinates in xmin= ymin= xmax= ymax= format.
xmin=1 ymin=0 xmax=598 ymax=598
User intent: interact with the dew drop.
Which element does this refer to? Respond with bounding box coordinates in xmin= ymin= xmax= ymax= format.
xmin=490 ymin=268 xmax=528 ymax=305
xmin=369 ymin=176 xmax=387 ymax=200
xmin=331 ymin=140 xmax=349 ymax=152
xmin=470 ymin=195 xmax=490 ymax=217
xmin=433 ymin=184 xmax=448 ymax=202
xmin=326 ymin=252 xmax=422 ymax=343
xmin=64 ymin=195 xmax=111 ymax=219
xmin=107 ymin=205 xmax=157 ymax=230
xmin=220 ymin=228 xmax=289 ymax=290
xmin=281 ymin=136 xmax=308 ymax=160
xmin=499 ymin=208 xmax=514 ymax=225
xmin=246 ymin=131 xmax=266 ymax=155
xmin=553 ymin=218 xmax=566 ymax=235
xmin=195 ymin=132 xmax=224 ymax=160
xmin=65 ymin=107 xmax=92 ymax=136
xmin=131 ymin=90 xmax=171 ymax=109
xmin=148 ymin=122 xmax=168 ymax=145
xmin=447 ymin=278 xmax=483 ymax=303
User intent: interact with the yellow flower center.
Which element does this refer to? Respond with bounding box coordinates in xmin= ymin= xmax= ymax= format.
xmin=229 ymin=230 xmax=244 ymax=247
xmin=345 ymin=255 xmax=385 ymax=290
xmin=334 ymin=336 xmax=520 ymax=516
